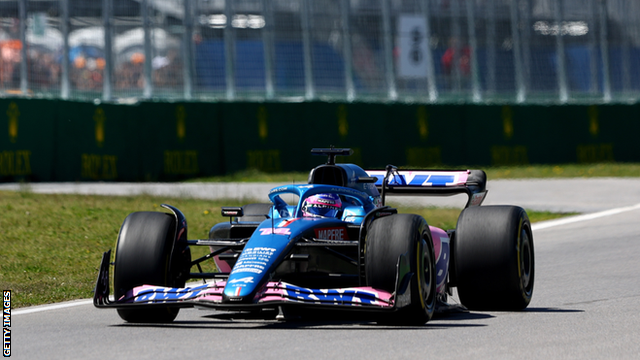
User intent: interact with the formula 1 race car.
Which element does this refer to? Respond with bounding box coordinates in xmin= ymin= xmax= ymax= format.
xmin=94 ymin=148 xmax=534 ymax=325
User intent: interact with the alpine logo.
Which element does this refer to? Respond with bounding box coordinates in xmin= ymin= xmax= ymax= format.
xmin=314 ymin=227 xmax=348 ymax=240
xmin=229 ymin=277 xmax=255 ymax=284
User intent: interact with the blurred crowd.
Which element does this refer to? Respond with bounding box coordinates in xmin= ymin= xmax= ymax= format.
xmin=0 ymin=40 xmax=183 ymax=94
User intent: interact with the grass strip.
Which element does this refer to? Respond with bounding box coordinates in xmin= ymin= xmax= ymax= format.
xmin=0 ymin=190 xmax=572 ymax=308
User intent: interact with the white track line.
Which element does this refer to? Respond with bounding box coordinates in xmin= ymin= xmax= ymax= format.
xmin=532 ymin=203 xmax=640 ymax=231
xmin=13 ymin=203 xmax=640 ymax=315
xmin=13 ymin=299 xmax=93 ymax=315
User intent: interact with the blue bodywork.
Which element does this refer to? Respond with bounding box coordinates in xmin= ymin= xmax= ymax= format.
xmin=222 ymin=182 xmax=379 ymax=301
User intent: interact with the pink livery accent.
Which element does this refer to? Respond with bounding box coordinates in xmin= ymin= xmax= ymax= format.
xmin=122 ymin=281 xmax=395 ymax=308
xmin=429 ymin=226 xmax=451 ymax=294
xmin=366 ymin=170 xmax=470 ymax=187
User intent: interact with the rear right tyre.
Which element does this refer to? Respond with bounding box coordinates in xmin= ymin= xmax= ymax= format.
xmin=453 ymin=205 xmax=534 ymax=311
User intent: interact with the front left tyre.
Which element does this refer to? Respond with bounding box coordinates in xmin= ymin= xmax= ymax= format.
xmin=113 ymin=211 xmax=190 ymax=323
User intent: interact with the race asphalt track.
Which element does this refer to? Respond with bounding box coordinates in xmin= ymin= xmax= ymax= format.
xmin=7 ymin=179 xmax=640 ymax=359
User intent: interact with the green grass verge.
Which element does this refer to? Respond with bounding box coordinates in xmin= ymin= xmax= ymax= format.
xmin=188 ymin=163 xmax=640 ymax=183
xmin=0 ymin=190 xmax=573 ymax=308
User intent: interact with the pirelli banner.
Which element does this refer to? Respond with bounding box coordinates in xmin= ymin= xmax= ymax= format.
xmin=1 ymin=99 xmax=640 ymax=182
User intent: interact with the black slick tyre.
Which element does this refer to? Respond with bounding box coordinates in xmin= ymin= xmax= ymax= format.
xmin=113 ymin=211 xmax=185 ymax=323
xmin=453 ymin=205 xmax=534 ymax=311
xmin=365 ymin=214 xmax=436 ymax=325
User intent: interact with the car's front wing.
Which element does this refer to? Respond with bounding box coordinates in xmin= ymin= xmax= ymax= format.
xmin=94 ymin=250 xmax=413 ymax=313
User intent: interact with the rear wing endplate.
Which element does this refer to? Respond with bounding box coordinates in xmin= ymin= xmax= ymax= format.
xmin=365 ymin=168 xmax=488 ymax=208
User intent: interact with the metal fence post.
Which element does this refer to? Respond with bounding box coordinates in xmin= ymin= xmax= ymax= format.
xmin=510 ymin=0 xmax=525 ymax=103
xmin=620 ymin=1 xmax=631 ymax=94
xmin=381 ymin=0 xmax=397 ymax=100
xmin=341 ymin=0 xmax=355 ymax=101
xmin=599 ymin=0 xmax=611 ymax=102
xmin=224 ymin=0 xmax=236 ymax=100
xmin=485 ymin=1 xmax=496 ymax=95
xmin=588 ymin=0 xmax=599 ymax=95
xmin=521 ymin=0 xmax=532 ymax=98
xmin=60 ymin=0 xmax=70 ymax=99
xmin=19 ymin=0 xmax=27 ymax=94
xmin=183 ymin=0 xmax=193 ymax=100
xmin=466 ymin=0 xmax=481 ymax=102
xmin=301 ymin=0 xmax=315 ymax=100
xmin=142 ymin=0 xmax=153 ymax=98
xmin=421 ymin=0 xmax=437 ymax=102
xmin=102 ymin=0 xmax=113 ymax=101
xmin=449 ymin=0 xmax=462 ymax=94
xmin=554 ymin=0 xmax=568 ymax=103
xmin=262 ymin=0 xmax=275 ymax=99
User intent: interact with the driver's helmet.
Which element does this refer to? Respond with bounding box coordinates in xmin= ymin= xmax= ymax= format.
xmin=301 ymin=193 xmax=342 ymax=218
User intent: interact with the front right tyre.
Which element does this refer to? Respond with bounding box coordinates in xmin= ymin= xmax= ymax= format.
xmin=113 ymin=211 xmax=189 ymax=323
xmin=365 ymin=214 xmax=437 ymax=325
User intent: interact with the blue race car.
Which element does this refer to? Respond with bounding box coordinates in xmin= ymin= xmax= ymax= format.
xmin=94 ymin=148 xmax=534 ymax=325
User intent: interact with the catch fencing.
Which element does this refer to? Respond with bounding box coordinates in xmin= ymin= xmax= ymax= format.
xmin=0 ymin=0 xmax=639 ymax=104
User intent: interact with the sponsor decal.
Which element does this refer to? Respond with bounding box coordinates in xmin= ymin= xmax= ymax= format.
xmin=6 ymin=102 xmax=19 ymax=143
xmin=3 ymin=290 xmax=10 ymax=357
xmin=342 ymin=209 xmax=363 ymax=223
xmin=229 ymin=277 xmax=254 ymax=284
xmin=231 ymin=247 xmax=277 ymax=275
xmin=0 ymin=150 xmax=31 ymax=177
xmin=269 ymin=186 xmax=288 ymax=194
xmin=176 ymin=105 xmax=186 ymax=142
xmin=314 ymin=227 xmax=348 ymax=240
xmin=259 ymin=228 xmax=291 ymax=236
xmin=164 ymin=150 xmax=199 ymax=175
xmin=376 ymin=211 xmax=394 ymax=218
xmin=470 ymin=193 xmax=485 ymax=206
xmin=134 ymin=284 xmax=210 ymax=302
xmin=81 ymin=154 xmax=118 ymax=180
xmin=337 ymin=104 xmax=348 ymax=137
xmin=366 ymin=170 xmax=466 ymax=187
xmin=283 ymin=284 xmax=383 ymax=306
xmin=93 ymin=107 xmax=105 ymax=147
xmin=257 ymin=106 xmax=268 ymax=140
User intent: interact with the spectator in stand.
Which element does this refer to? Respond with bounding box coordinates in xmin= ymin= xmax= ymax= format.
xmin=441 ymin=36 xmax=470 ymax=90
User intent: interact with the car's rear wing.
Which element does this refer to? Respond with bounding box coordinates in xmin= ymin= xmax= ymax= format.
xmin=365 ymin=168 xmax=488 ymax=208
